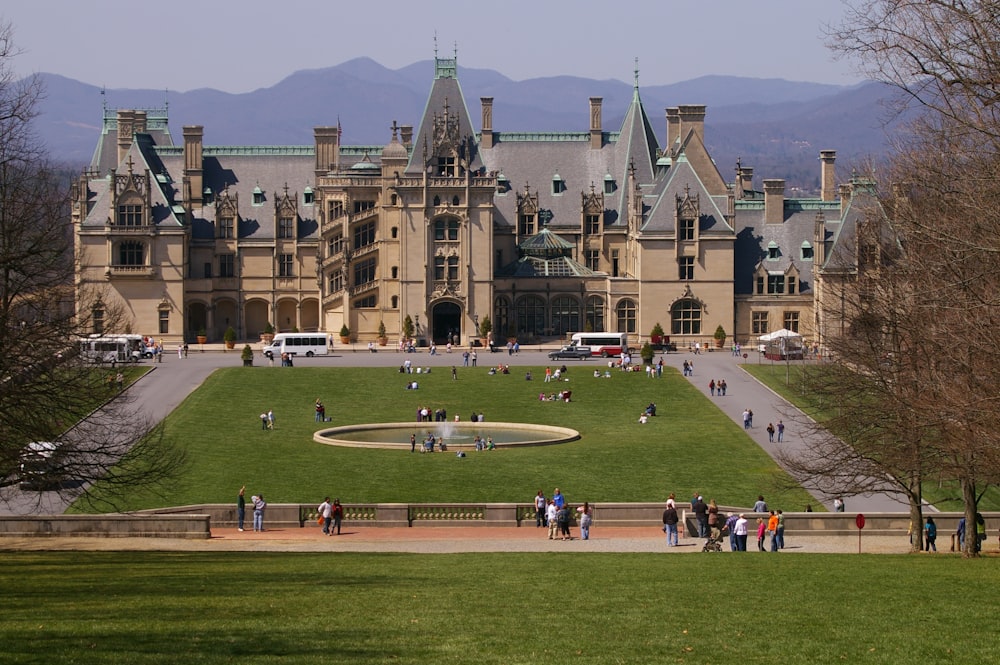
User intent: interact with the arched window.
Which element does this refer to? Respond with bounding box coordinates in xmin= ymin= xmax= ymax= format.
xmin=515 ymin=295 xmax=546 ymax=336
xmin=550 ymin=296 xmax=580 ymax=336
xmin=671 ymin=299 xmax=702 ymax=335
xmin=118 ymin=241 xmax=144 ymax=266
xmin=616 ymin=299 xmax=637 ymax=334
xmin=585 ymin=296 xmax=604 ymax=332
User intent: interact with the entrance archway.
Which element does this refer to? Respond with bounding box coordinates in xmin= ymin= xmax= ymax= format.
xmin=431 ymin=301 xmax=462 ymax=345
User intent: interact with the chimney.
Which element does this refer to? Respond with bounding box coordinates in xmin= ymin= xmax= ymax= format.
xmin=764 ymin=179 xmax=785 ymax=224
xmin=182 ymin=125 xmax=204 ymax=207
xmin=589 ymin=97 xmax=603 ymax=149
xmin=813 ymin=211 xmax=827 ymax=266
xmin=820 ymin=150 xmax=837 ymax=201
xmin=677 ymin=104 xmax=706 ymax=143
xmin=839 ymin=183 xmax=852 ymax=218
xmin=313 ymin=126 xmax=340 ymax=176
xmin=133 ymin=110 xmax=148 ymax=135
xmin=400 ymin=125 xmax=413 ymax=148
xmin=665 ymin=107 xmax=680 ymax=151
xmin=736 ymin=165 xmax=754 ymax=200
xmin=117 ymin=110 xmax=135 ymax=164
xmin=480 ymin=97 xmax=494 ymax=149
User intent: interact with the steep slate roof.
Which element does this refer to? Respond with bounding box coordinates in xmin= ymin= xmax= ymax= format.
xmin=482 ymin=136 xmax=622 ymax=231
xmin=641 ymin=155 xmax=732 ymax=235
xmin=612 ymin=83 xmax=660 ymax=226
xmin=90 ymin=108 xmax=174 ymax=175
xmin=80 ymin=134 xmax=185 ymax=229
xmin=822 ymin=183 xmax=882 ymax=274
xmin=405 ymin=58 xmax=483 ymax=176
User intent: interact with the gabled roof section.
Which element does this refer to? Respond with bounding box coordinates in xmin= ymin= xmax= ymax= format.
xmin=822 ymin=179 xmax=883 ymax=274
xmin=641 ymin=155 xmax=732 ymax=234
xmin=405 ymin=57 xmax=484 ymax=176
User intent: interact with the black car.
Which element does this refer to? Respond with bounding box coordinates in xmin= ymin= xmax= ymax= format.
xmin=547 ymin=345 xmax=592 ymax=360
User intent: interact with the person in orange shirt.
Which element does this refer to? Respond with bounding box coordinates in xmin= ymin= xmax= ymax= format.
xmin=767 ymin=511 xmax=780 ymax=552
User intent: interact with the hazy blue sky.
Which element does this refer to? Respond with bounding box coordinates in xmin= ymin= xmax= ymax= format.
xmin=3 ymin=1 xmax=861 ymax=92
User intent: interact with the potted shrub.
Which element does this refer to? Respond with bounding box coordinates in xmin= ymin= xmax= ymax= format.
xmin=261 ymin=322 xmax=275 ymax=344
xmin=339 ymin=324 xmax=351 ymax=345
xmin=223 ymin=326 xmax=237 ymax=350
xmin=713 ymin=325 xmax=727 ymax=349
xmin=478 ymin=315 xmax=492 ymax=347
xmin=196 ymin=327 xmax=207 ymax=345
xmin=377 ymin=320 xmax=388 ymax=346
xmin=240 ymin=344 xmax=254 ymax=367
xmin=402 ymin=315 xmax=415 ymax=346
xmin=640 ymin=341 xmax=655 ymax=365
xmin=650 ymin=322 xmax=664 ymax=349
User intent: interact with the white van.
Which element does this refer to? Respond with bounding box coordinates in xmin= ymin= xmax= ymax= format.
xmin=569 ymin=332 xmax=630 ymax=358
xmin=263 ymin=333 xmax=330 ymax=359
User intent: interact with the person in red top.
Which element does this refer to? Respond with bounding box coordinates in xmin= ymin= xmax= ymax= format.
xmin=331 ymin=499 xmax=344 ymax=535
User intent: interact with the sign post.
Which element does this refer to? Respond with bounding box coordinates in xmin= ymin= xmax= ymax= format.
xmin=855 ymin=513 xmax=866 ymax=553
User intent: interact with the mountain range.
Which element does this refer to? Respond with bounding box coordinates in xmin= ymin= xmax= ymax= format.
xmin=33 ymin=57 xmax=903 ymax=192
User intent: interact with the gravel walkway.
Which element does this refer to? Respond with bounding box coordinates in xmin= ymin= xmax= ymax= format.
xmin=0 ymin=526 xmax=918 ymax=554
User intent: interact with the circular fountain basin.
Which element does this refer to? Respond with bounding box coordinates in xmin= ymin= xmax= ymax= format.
xmin=314 ymin=421 xmax=580 ymax=450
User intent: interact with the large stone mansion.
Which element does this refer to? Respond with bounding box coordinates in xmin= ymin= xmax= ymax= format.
xmin=73 ymin=56 xmax=874 ymax=348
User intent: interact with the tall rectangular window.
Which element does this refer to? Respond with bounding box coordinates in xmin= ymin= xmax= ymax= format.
xmin=434 ymin=256 xmax=445 ymax=280
xmin=611 ymin=249 xmax=620 ymax=277
xmin=92 ymin=307 xmax=105 ymax=334
xmin=204 ymin=262 xmax=212 ymax=279
xmin=354 ymin=258 xmax=376 ymax=285
xmin=788 ymin=276 xmax=797 ymax=294
xmin=585 ymin=249 xmax=600 ymax=272
xmin=328 ymin=272 xmax=343 ymax=293
xmin=767 ymin=275 xmax=785 ymax=294
xmin=679 ymin=256 xmax=694 ymax=280
xmin=354 ymin=222 xmax=375 ymax=249
xmin=278 ymin=217 xmax=294 ymax=239
xmin=158 ymin=309 xmax=169 ymax=334
xmin=752 ymin=312 xmax=769 ymax=334
xmin=784 ymin=311 xmax=800 ymax=332
xmin=219 ymin=216 xmax=234 ymax=239
xmin=585 ymin=214 xmax=601 ymax=234
xmin=447 ymin=256 xmax=459 ymax=281
xmin=219 ymin=254 xmax=235 ymax=278
xmin=679 ymin=218 xmax=695 ymax=241
xmin=278 ymin=254 xmax=294 ymax=277
xmin=519 ymin=214 xmax=535 ymax=236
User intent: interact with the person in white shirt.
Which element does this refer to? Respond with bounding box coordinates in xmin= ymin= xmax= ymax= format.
xmin=734 ymin=514 xmax=749 ymax=551
xmin=546 ymin=500 xmax=559 ymax=540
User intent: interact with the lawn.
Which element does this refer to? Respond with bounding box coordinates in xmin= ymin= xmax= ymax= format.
xmin=80 ymin=364 xmax=815 ymax=511
xmin=743 ymin=363 xmax=1000 ymax=511
xmin=1 ymin=551 xmax=997 ymax=665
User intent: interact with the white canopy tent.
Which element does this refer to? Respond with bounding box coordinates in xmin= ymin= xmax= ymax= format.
xmin=757 ymin=328 xmax=804 ymax=359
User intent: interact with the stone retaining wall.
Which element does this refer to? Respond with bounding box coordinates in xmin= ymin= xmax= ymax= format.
xmin=0 ymin=514 xmax=211 ymax=539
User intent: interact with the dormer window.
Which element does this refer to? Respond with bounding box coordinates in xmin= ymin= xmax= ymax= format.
xmin=552 ymin=173 xmax=565 ymax=195
xmin=767 ymin=242 xmax=780 ymax=260
xmin=278 ymin=216 xmax=294 ymax=239
xmin=303 ymin=187 xmax=314 ymax=205
xmin=436 ymin=156 xmax=456 ymax=177
xmin=497 ymin=173 xmax=510 ymax=195
xmin=801 ymin=242 xmax=814 ymax=260
xmin=604 ymin=174 xmax=614 ymax=194
xmin=117 ymin=203 xmax=143 ymax=227
xmin=252 ymin=186 xmax=264 ymax=206
xmin=203 ymin=187 xmax=213 ymax=205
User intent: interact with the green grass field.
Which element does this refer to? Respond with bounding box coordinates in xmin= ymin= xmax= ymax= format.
xmin=81 ymin=364 xmax=814 ymax=511
xmin=2 ymin=551 xmax=998 ymax=664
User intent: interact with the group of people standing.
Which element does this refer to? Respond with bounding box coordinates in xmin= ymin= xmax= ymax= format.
xmin=534 ymin=488 xmax=592 ymax=540
xmin=236 ymin=485 xmax=268 ymax=532
xmin=662 ymin=493 xmax=786 ymax=552
xmin=316 ymin=497 xmax=344 ymax=535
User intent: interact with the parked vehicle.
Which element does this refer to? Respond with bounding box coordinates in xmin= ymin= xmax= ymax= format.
xmin=18 ymin=441 xmax=65 ymax=491
xmin=568 ymin=332 xmax=630 ymax=358
xmin=79 ymin=334 xmax=144 ymax=364
xmin=262 ymin=333 xmax=330 ymax=359
xmin=548 ymin=345 xmax=592 ymax=360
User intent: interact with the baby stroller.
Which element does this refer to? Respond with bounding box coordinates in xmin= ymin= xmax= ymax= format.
xmin=702 ymin=527 xmax=725 ymax=552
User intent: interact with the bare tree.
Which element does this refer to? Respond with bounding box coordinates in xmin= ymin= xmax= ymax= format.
xmin=0 ymin=21 xmax=184 ymax=510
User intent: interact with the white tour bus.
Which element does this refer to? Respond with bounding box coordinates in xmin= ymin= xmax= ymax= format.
xmin=79 ymin=334 xmax=145 ymax=364
xmin=263 ymin=332 xmax=330 ymax=359
xmin=569 ymin=332 xmax=630 ymax=357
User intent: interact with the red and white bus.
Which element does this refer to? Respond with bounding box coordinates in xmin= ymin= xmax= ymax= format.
xmin=569 ymin=332 xmax=630 ymax=358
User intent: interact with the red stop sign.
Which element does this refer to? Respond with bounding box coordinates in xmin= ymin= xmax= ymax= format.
xmin=855 ymin=513 xmax=866 ymax=529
